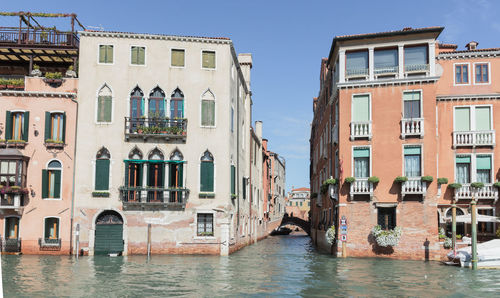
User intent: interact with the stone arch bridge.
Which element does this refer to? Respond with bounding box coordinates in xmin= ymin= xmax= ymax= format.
xmin=279 ymin=215 xmax=310 ymax=235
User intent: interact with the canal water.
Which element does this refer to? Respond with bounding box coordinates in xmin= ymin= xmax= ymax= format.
xmin=3 ymin=234 xmax=500 ymax=297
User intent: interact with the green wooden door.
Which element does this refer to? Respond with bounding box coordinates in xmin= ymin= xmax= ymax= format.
xmin=94 ymin=224 xmax=124 ymax=255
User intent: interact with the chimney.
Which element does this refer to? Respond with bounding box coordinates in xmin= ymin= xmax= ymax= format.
xmin=466 ymin=41 xmax=478 ymax=51
xmin=238 ymin=53 xmax=252 ymax=91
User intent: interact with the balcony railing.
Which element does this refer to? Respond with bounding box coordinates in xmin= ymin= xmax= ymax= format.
xmin=374 ymin=66 xmax=398 ymax=77
xmin=401 ymin=118 xmax=424 ymax=138
xmin=454 ymin=184 xmax=498 ymax=201
xmin=38 ymin=238 xmax=61 ymax=251
xmin=349 ymin=178 xmax=373 ymax=199
xmin=350 ymin=121 xmax=372 ymax=140
xmin=124 ymin=117 xmax=187 ymax=141
xmin=346 ymin=68 xmax=369 ymax=80
xmin=1 ymin=238 xmax=21 ymax=253
xmin=453 ymin=131 xmax=495 ymax=148
xmin=405 ymin=64 xmax=429 ymax=74
xmin=401 ymin=177 xmax=427 ymax=198
xmin=119 ymin=186 xmax=189 ymax=210
xmin=0 ymin=28 xmax=79 ymax=48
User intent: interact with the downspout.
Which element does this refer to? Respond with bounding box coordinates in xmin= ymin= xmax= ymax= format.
xmin=249 ymin=132 xmax=252 ymax=243
xmin=69 ymin=95 xmax=78 ymax=256
xmin=236 ymin=78 xmax=240 ymax=232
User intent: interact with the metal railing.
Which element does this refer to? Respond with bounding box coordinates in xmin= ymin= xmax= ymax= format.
xmin=454 ymin=184 xmax=498 ymax=200
xmin=374 ymin=66 xmax=398 ymax=76
xmin=350 ymin=121 xmax=372 ymax=140
xmin=346 ymin=68 xmax=369 ymax=79
xmin=405 ymin=64 xmax=429 ymax=73
xmin=349 ymin=178 xmax=373 ymax=199
xmin=453 ymin=131 xmax=495 ymax=148
xmin=124 ymin=117 xmax=187 ymax=139
xmin=401 ymin=177 xmax=427 ymax=198
xmin=401 ymin=118 xmax=424 ymax=138
xmin=119 ymin=186 xmax=189 ymax=206
xmin=1 ymin=237 xmax=21 ymax=253
xmin=38 ymin=238 xmax=61 ymax=250
xmin=0 ymin=28 xmax=79 ymax=48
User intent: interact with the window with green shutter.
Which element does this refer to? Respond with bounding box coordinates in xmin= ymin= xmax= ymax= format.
xmin=230 ymin=165 xmax=235 ymax=195
xmin=95 ymin=147 xmax=111 ymax=191
xmin=43 ymin=160 xmax=62 ymax=199
xmin=475 ymin=106 xmax=491 ymax=131
xmin=352 ymin=94 xmax=370 ymax=122
xmin=131 ymin=46 xmax=145 ymax=65
xmin=97 ymin=85 xmax=113 ymax=123
xmin=201 ymin=90 xmax=215 ymax=126
xmin=200 ymin=151 xmax=214 ymax=192
xmin=99 ymin=45 xmax=113 ymax=64
xmin=454 ymin=107 xmax=470 ymax=131
xmin=8 ymin=112 xmax=27 ymax=141
xmin=5 ymin=111 xmax=12 ymax=140
xmin=44 ymin=217 xmax=59 ymax=239
xmin=202 ymin=51 xmax=216 ymax=69
xmin=476 ymin=155 xmax=491 ymax=183
xmin=171 ymin=49 xmax=185 ymax=67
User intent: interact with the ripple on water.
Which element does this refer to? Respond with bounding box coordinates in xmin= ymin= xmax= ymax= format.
xmin=3 ymin=235 xmax=500 ymax=297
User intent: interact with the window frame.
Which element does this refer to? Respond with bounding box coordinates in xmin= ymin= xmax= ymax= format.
xmin=199 ymin=151 xmax=216 ymax=194
xmin=129 ymin=45 xmax=147 ymax=67
xmin=377 ymin=207 xmax=396 ymax=230
xmin=200 ymin=89 xmax=216 ymax=128
xmin=473 ymin=62 xmax=490 ymax=85
xmin=351 ymin=145 xmax=372 ymax=178
xmin=350 ymin=92 xmax=372 ymax=123
xmin=453 ymin=62 xmax=470 ymax=86
xmin=93 ymin=148 xmax=112 ymax=191
xmin=97 ymin=44 xmax=114 ymax=65
xmin=402 ymin=144 xmax=423 ymax=177
xmin=195 ymin=211 xmax=215 ymax=238
xmin=0 ymin=159 xmax=25 ymax=188
xmin=454 ymin=153 xmax=494 ymax=184
xmin=43 ymin=216 xmax=60 ymax=240
xmin=48 ymin=111 xmax=65 ymax=142
xmin=401 ymin=89 xmax=423 ymax=120
xmin=170 ymin=48 xmax=186 ymax=68
xmin=95 ymin=84 xmax=114 ymax=125
xmin=453 ymin=104 xmax=493 ymax=132
xmin=44 ymin=159 xmax=63 ymax=200
xmin=201 ymin=50 xmax=216 ymax=70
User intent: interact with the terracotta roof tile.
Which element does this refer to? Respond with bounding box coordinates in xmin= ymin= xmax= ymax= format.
xmin=83 ymin=29 xmax=231 ymax=40
xmin=335 ymin=26 xmax=443 ymax=40
xmin=292 ymin=187 xmax=310 ymax=192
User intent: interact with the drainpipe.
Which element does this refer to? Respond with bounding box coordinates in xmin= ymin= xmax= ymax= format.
xmin=69 ymin=95 xmax=78 ymax=256
xmin=236 ymin=78 xmax=240 ymax=233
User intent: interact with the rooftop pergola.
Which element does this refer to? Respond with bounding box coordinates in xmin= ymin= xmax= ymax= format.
xmin=0 ymin=12 xmax=84 ymax=74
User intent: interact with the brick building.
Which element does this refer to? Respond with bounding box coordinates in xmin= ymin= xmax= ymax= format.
xmin=285 ymin=187 xmax=310 ymax=221
xmin=310 ymin=27 xmax=500 ymax=260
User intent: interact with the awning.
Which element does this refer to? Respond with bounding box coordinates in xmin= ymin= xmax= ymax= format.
xmin=448 ymin=214 xmax=500 ymax=224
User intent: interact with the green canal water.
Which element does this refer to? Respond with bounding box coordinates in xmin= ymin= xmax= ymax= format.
xmin=3 ymin=234 xmax=500 ymax=297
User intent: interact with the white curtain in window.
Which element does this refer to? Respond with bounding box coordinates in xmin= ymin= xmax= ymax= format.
xmin=476 ymin=170 xmax=490 ymax=183
xmin=404 ymin=155 xmax=421 ymax=177
xmin=456 ymin=163 xmax=470 ymax=184
xmin=354 ymin=157 xmax=369 ymax=178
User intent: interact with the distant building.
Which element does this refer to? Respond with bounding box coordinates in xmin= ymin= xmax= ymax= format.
xmin=286 ymin=187 xmax=310 ymax=221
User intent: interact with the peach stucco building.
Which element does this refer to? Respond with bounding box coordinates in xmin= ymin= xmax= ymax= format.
xmin=310 ymin=27 xmax=499 ymax=260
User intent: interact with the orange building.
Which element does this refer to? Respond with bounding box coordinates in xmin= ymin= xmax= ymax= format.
xmin=310 ymin=27 xmax=499 ymax=260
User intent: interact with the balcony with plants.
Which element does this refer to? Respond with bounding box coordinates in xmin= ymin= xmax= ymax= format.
xmin=450 ymin=182 xmax=499 ymax=201
xmin=0 ymin=157 xmax=29 ymax=213
xmin=344 ymin=176 xmax=378 ymax=199
xmin=0 ymin=77 xmax=25 ymax=90
xmin=124 ymin=116 xmax=187 ymax=142
xmin=395 ymin=176 xmax=430 ymax=199
xmin=119 ymin=186 xmax=189 ymax=211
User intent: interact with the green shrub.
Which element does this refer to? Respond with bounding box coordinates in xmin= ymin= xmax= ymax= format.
xmin=470 ymin=182 xmax=484 ymax=189
xmin=437 ymin=177 xmax=449 ymax=185
xmin=448 ymin=183 xmax=462 ymax=189
xmin=493 ymin=182 xmax=500 ymax=188
xmin=45 ymin=72 xmax=63 ymax=79
xmin=344 ymin=177 xmax=355 ymax=184
xmin=394 ymin=176 xmax=408 ymax=183
xmin=368 ymin=176 xmax=379 ymax=184
xmin=421 ymin=176 xmax=433 ymax=183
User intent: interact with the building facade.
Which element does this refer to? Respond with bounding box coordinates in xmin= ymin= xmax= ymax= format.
xmin=310 ymin=27 xmax=499 ymax=260
xmin=286 ymin=187 xmax=310 ymax=221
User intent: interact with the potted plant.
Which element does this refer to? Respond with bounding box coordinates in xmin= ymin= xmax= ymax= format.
xmin=344 ymin=177 xmax=355 ymax=184
xmin=321 ymin=178 xmax=337 ymax=195
xmin=31 ymin=64 xmax=42 ymax=77
xmin=470 ymin=182 xmax=485 ymax=189
xmin=371 ymin=225 xmax=403 ymax=247
xmin=0 ymin=78 xmax=6 ymax=89
xmin=394 ymin=176 xmax=408 ymax=183
xmin=448 ymin=183 xmax=462 ymax=190
xmin=421 ymin=176 xmax=433 ymax=183
xmin=438 ymin=227 xmax=446 ymax=241
xmin=437 ymin=177 xmax=448 ymax=185
xmin=43 ymin=72 xmax=64 ymax=86
xmin=65 ymin=65 xmax=77 ymax=78
xmin=443 ymin=237 xmax=452 ymax=249
xmin=326 ymin=225 xmax=336 ymax=245
xmin=311 ymin=192 xmax=318 ymax=199
xmin=493 ymin=181 xmax=500 ymax=189
xmin=368 ymin=176 xmax=379 ymax=184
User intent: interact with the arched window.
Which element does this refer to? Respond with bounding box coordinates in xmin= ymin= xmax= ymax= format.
xmin=201 ymin=89 xmax=215 ymax=126
xmin=148 ymin=87 xmax=165 ymax=118
xmin=148 ymin=148 xmax=164 ymax=160
xmin=128 ymin=147 xmax=143 ymax=160
xmin=168 ymin=150 xmax=184 ymax=202
xmin=147 ymin=148 xmax=165 ymax=201
xmin=44 ymin=217 xmax=60 ymax=240
xmin=42 ymin=160 xmax=62 ymax=199
xmin=200 ymin=150 xmax=214 ymax=192
xmin=97 ymin=85 xmax=112 ymax=123
xmin=170 ymin=150 xmax=183 ymax=161
xmin=130 ymin=87 xmax=144 ymax=132
xmin=95 ymin=147 xmax=110 ymax=191
xmin=125 ymin=148 xmax=143 ymax=201
xmin=170 ymin=88 xmax=184 ymax=119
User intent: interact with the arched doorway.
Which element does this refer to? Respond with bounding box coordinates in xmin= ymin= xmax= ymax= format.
xmin=445 ymin=208 xmax=465 ymax=237
xmin=94 ymin=210 xmax=124 ymax=255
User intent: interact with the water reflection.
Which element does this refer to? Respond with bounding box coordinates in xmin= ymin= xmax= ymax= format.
xmin=3 ymin=234 xmax=500 ymax=297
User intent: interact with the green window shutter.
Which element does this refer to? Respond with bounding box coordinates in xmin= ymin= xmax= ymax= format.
xmin=98 ymin=96 xmax=112 ymax=122
xmin=106 ymin=45 xmax=113 ymax=63
xmin=95 ymin=159 xmax=110 ymax=190
xmin=456 ymin=156 xmax=471 ymax=163
xmin=178 ymin=164 xmax=183 ymax=187
xmin=476 ymin=156 xmax=491 ymax=170
xmin=242 ymin=178 xmax=246 ymax=200
xmin=352 ymin=95 xmax=369 ymax=122
xmin=99 ymin=45 xmax=106 ymax=63
xmin=202 ymin=51 xmax=215 ymax=68
xmin=404 ymin=146 xmax=421 ymax=155
xmin=42 ymin=169 xmax=49 ymax=198
xmin=44 ymin=112 xmax=51 ymax=141
xmin=230 ymin=165 xmax=235 ymax=195
xmin=138 ymin=47 xmax=145 ymax=65
xmin=22 ymin=111 xmax=29 ymax=142
xmin=124 ymin=162 xmax=129 ymax=186
xmin=353 ymin=148 xmax=370 ymax=158
xmin=137 ymin=164 xmax=143 ymax=187
xmin=206 ymin=162 xmax=214 ymax=192
xmin=455 ymin=107 xmax=470 ymax=131
xmin=44 ymin=218 xmax=51 ymax=238
xmin=53 ymin=170 xmax=61 ymax=198
xmin=475 ymin=107 xmax=491 ymax=131
xmin=200 ymin=162 xmax=207 ymax=191
xmin=62 ymin=112 xmax=66 ymax=143
xmin=171 ymin=49 xmax=184 ymax=67
xmin=5 ymin=111 xmax=12 ymax=140
xmin=131 ymin=47 xmax=137 ymax=64
xmin=200 ymin=162 xmax=214 ymax=192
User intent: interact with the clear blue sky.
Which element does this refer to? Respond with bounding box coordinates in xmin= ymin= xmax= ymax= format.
xmin=4 ymin=0 xmax=500 ymax=192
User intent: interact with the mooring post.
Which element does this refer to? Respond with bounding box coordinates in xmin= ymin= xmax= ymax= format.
xmin=147 ymin=224 xmax=151 ymax=259
xmin=75 ymin=224 xmax=80 ymax=260
xmin=471 ymin=199 xmax=477 ymax=270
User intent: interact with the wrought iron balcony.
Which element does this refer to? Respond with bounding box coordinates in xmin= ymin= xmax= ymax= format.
xmin=453 ymin=131 xmax=495 ymax=148
xmin=0 ymin=28 xmax=79 ymax=48
xmin=454 ymin=184 xmax=498 ymax=201
xmin=405 ymin=64 xmax=429 ymax=75
xmin=38 ymin=238 xmax=61 ymax=251
xmin=401 ymin=118 xmax=424 ymax=138
xmin=346 ymin=68 xmax=368 ymax=80
xmin=1 ymin=237 xmax=21 ymax=253
xmin=124 ymin=117 xmax=187 ymax=142
xmin=119 ymin=186 xmax=189 ymax=211
xmin=350 ymin=121 xmax=372 ymax=140
xmin=374 ymin=66 xmax=398 ymax=77
xmin=401 ymin=178 xmax=427 ymax=198
xmin=349 ymin=178 xmax=373 ymax=199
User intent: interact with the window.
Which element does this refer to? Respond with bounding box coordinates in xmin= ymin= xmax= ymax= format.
xmin=197 ymin=213 xmax=213 ymax=236
xmin=476 ymin=155 xmax=491 ymax=183
xmin=353 ymin=147 xmax=369 ymax=178
xmin=374 ymin=48 xmax=398 ymax=74
xmin=454 ymin=106 xmax=492 ymax=132
xmin=475 ymin=63 xmax=489 ymax=84
xmin=99 ymin=45 xmax=113 ymax=64
xmin=230 ymin=164 xmax=236 ymax=195
xmin=169 ymin=150 xmax=184 ymax=202
xmin=230 ymin=107 xmax=234 ymax=132
xmin=124 ymin=148 xmax=143 ymax=201
xmin=404 ymin=146 xmax=421 ymax=177
xmin=44 ymin=112 xmax=66 ymax=142
xmin=352 ymin=94 xmax=370 ymax=122
xmin=478 ymin=209 xmax=494 ymax=234
xmin=95 ymin=147 xmax=110 ymax=191
xmin=202 ymin=51 xmax=216 ymax=69
xmin=170 ymin=88 xmax=184 ymax=119
xmin=346 ymin=51 xmax=368 ymax=77
xmin=0 ymin=160 xmax=25 ymax=187
xmin=44 ymin=217 xmax=59 ymax=240
xmin=5 ymin=111 xmax=29 ymax=141
xmin=131 ymin=46 xmax=145 ymax=65
xmin=148 ymin=87 xmax=166 ymax=118
xmin=5 ymin=217 xmax=19 ymax=239
xmin=455 ymin=64 xmax=469 ymax=84
xmin=201 ymin=89 xmax=215 ymax=126
xmin=171 ymin=49 xmax=185 ymax=67
xmin=455 ymin=156 xmax=471 ymax=184
xmin=378 ymin=207 xmax=396 ymax=230
xmin=403 ymin=91 xmax=421 ymax=119
xmin=129 ymin=87 xmax=144 ymax=132
xmin=42 ymin=160 xmax=62 ymax=199
xmin=200 ymin=151 xmax=214 ymax=192
xmin=147 ymin=148 xmax=165 ymax=202
xmin=404 ymin=46 xmax=428 ymax=71
xmin=97 ymin=85 xmax=112 ymax=123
